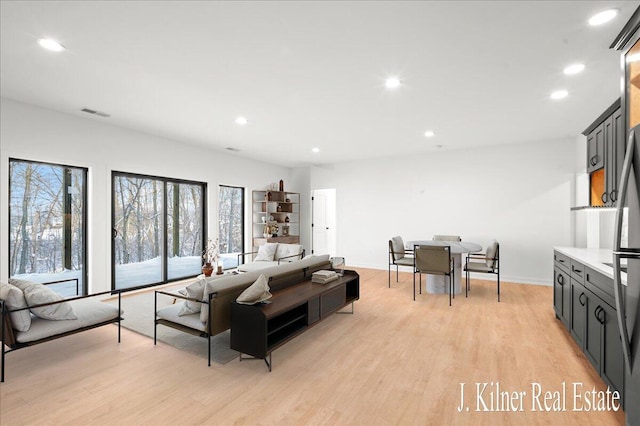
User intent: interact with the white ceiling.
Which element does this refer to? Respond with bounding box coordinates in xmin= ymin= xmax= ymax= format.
xmin=1 ymin=1 xmax=638 ymax=167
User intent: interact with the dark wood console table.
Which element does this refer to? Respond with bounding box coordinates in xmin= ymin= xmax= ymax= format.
xmin=230 ymin=270 xmax=359 ymax=371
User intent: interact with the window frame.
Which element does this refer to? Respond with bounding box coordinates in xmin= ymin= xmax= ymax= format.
xmin=218 ymin=184 xmax=245 ymax=270
xmin=8 ymin=158 xmax=88 ymax=295
xmin=111 ymin=171 xmax=207 ymax=292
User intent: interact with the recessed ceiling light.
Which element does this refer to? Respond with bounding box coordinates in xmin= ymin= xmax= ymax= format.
xmin=563 ymin=63 xmax=585 ymax=75
xmin=37 ymin=38 xmax=65 ymax=52
xmin=588 ymin=9 xmax=618 ymax=26
xmin=312 ymin=147 xmax=320 ymax=153
xmin=550 ymin=90 xmax=568 ymax=100
xmin=235 ymin=116 xmax=247 ymax=125
xmin=424 ymin=130 xmax=435 ymax=138
xmin=385 ymin=77 xmax=401 ymax=89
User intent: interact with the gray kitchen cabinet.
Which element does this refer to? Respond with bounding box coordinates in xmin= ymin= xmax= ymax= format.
xmin=604 ymin=108 xmax=625 ymax=206
xmin=553 ymin=265 xmax=570 ymax=328
xmin=553 ymin=251 xmax=625 ymax=406
xmin=583 ymin=100 xmax=625 ymax=206
xmin=570 ymin=279 xmax=587 ymax=348
xmin=587 ymin=122 xmax=605 ymax=173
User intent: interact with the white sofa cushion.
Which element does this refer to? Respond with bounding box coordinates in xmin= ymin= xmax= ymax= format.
xmin=275 ymin=244 xmax=303 ymax=261
xmin=15 ymin=298 xmax=121 ymax=343
xmin=236 ymin=274 xmax=272 ymax=305
xmin=254 ymin=243 xmax=278 ymax=261
xmin=157 ymin=303 xmax=206 ymax=332
xmin=10 ymin=279 xmax=77 ymax=321
xmin=0 ymin=281 xmax=32 ymax=332
xmin=237 ymin=261 xmax=278 ymax=273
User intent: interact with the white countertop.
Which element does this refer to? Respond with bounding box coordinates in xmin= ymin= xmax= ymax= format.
xmin=554 ymin=246 xmax=627 ymax=285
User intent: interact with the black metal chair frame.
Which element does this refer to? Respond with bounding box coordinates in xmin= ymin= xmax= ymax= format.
xmin=464 ymin=244 xmax=500 ymax=301
xmin=154 ymin=290 xmax=215 ymax=366
xmin=1 ymin=279 xmax=122 ymax=382
xmin=388 ymin=240 xmax=414 ymax=288
xmin=413 ymin=245 xmax=455 ymax=306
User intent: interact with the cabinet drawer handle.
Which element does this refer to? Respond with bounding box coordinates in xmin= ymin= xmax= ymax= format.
xmin=558 ymin=259 xmax=565 ymax=263
xmin=579 ymin=292 xmax=586 ymax=306
xmin=573 ymin=267 xmax=582 ymax=274
xmin=557 ymin=274 xmax=564 ymax=286
xmin=610 ymin=190 xmax=617 ymax=202
xmin=594 ymin=306 xmax=605 ymax=324
xmin=590 ymin=155 xmax=599 ymax=166
xmin=601 ymin=192 xmax=608 ymax=204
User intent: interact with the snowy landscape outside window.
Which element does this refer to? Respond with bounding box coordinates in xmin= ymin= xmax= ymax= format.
xmin=218 ymin=185 xmax=244 ymax=269
xmin=112 ymin=172 xmax=206 ymax=290
xmin=9 ymin=159 xmax=87 ymax=296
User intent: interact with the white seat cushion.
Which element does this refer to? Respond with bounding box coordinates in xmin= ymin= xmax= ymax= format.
xmin=15 ymin=298 xmax=121 ymax=343
xmin=157 ymin=303 xmax=206 ymax=332
xmin=465 ymin=261 xmax=493 ymax=273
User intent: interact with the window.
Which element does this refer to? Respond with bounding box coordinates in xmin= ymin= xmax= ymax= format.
xmin=9 ymin=159 xmax=87 ymax=296
xmin=112 ymin=172 xmax=206 ymax=290
xmin=218 ymin=185 xmax=244 ymax=269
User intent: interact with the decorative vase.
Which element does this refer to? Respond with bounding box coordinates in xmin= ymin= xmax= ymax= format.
xmin=202 ymin=262 xmax=213 ymax=277
xmin=279 ymin=179 xmax=284 ymax=191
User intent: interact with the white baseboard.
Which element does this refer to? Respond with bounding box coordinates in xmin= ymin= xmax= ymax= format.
xmin=348 ymin=263 xmax=552 ymax=287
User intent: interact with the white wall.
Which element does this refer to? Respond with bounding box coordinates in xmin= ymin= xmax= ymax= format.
xmin=0 ymin=98 xmax=294 ymax=293
xmin=311 ymin=139 xmax=577 ymax=285
xmin=0 ymin=98 xmax=580 ymax=288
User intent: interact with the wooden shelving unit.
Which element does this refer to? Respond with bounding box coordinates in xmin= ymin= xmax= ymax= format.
xmin=252 ymin=190 xmax=300 ymax=248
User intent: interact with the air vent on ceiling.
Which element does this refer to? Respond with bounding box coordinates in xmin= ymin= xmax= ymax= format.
xmin=81 ymin=108 xmax=110 ymax=118
xmin=225 ymin=147 xmax=241 ymax=152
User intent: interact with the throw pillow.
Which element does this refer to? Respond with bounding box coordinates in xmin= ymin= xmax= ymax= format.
xmin=0 ymin=282 xmax=32 ymax=332
xmin=178 ymin=278 xmax=205 ymax=316
xmin=236 ymin=274 xmax=272 ymax=305
xmin=254 ymin=243 xmax=278 ymax=262
xmin=20 ymin=282 xmax=77 ymax=320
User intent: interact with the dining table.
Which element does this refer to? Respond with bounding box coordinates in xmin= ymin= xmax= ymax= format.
xmin=406 ymin=240 xmax=483 ymax=295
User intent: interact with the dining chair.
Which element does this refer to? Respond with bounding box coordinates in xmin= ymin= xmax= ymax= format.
xmin=433 ymin=235 xmax=462 ymax=242
xmin=464 ymin=240 xmax=500 ymax=301
xmin=388 ymin=236 xmax=414 ymax=287
xmin=413 ymin=245 xmax=455 ymax=306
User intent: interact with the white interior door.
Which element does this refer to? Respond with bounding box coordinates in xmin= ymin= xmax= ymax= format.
xmin=312 ymin=189 xmax=336 ymax=256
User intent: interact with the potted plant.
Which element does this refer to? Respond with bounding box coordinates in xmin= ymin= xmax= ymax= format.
xmin=202 ymin=238 xmax=219 ymax=277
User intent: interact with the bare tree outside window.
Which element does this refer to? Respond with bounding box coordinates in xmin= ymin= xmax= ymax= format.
xmin=218 ymin=185 xmax=244 ymax=269
xmin=9 ymin=159 xmax=87 ymax=296
xmin=112 ymin=172 xmax=205 ymax=290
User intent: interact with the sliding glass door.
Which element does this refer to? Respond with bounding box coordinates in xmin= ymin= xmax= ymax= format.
xmin=112 ymin=172 xmax=206 ymax=290
xmin=9 ymin=159 xmax=87 ymax=296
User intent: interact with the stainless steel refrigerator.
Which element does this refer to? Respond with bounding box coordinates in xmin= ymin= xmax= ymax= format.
xmin=614 ymin=125 xmax=640 ymax=426
xmin=612 ymin=9 xmax=640 ymax=426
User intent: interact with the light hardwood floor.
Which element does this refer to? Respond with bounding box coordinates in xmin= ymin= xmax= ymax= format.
xmin=0 ymin=268 xmax=625 ymax=425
